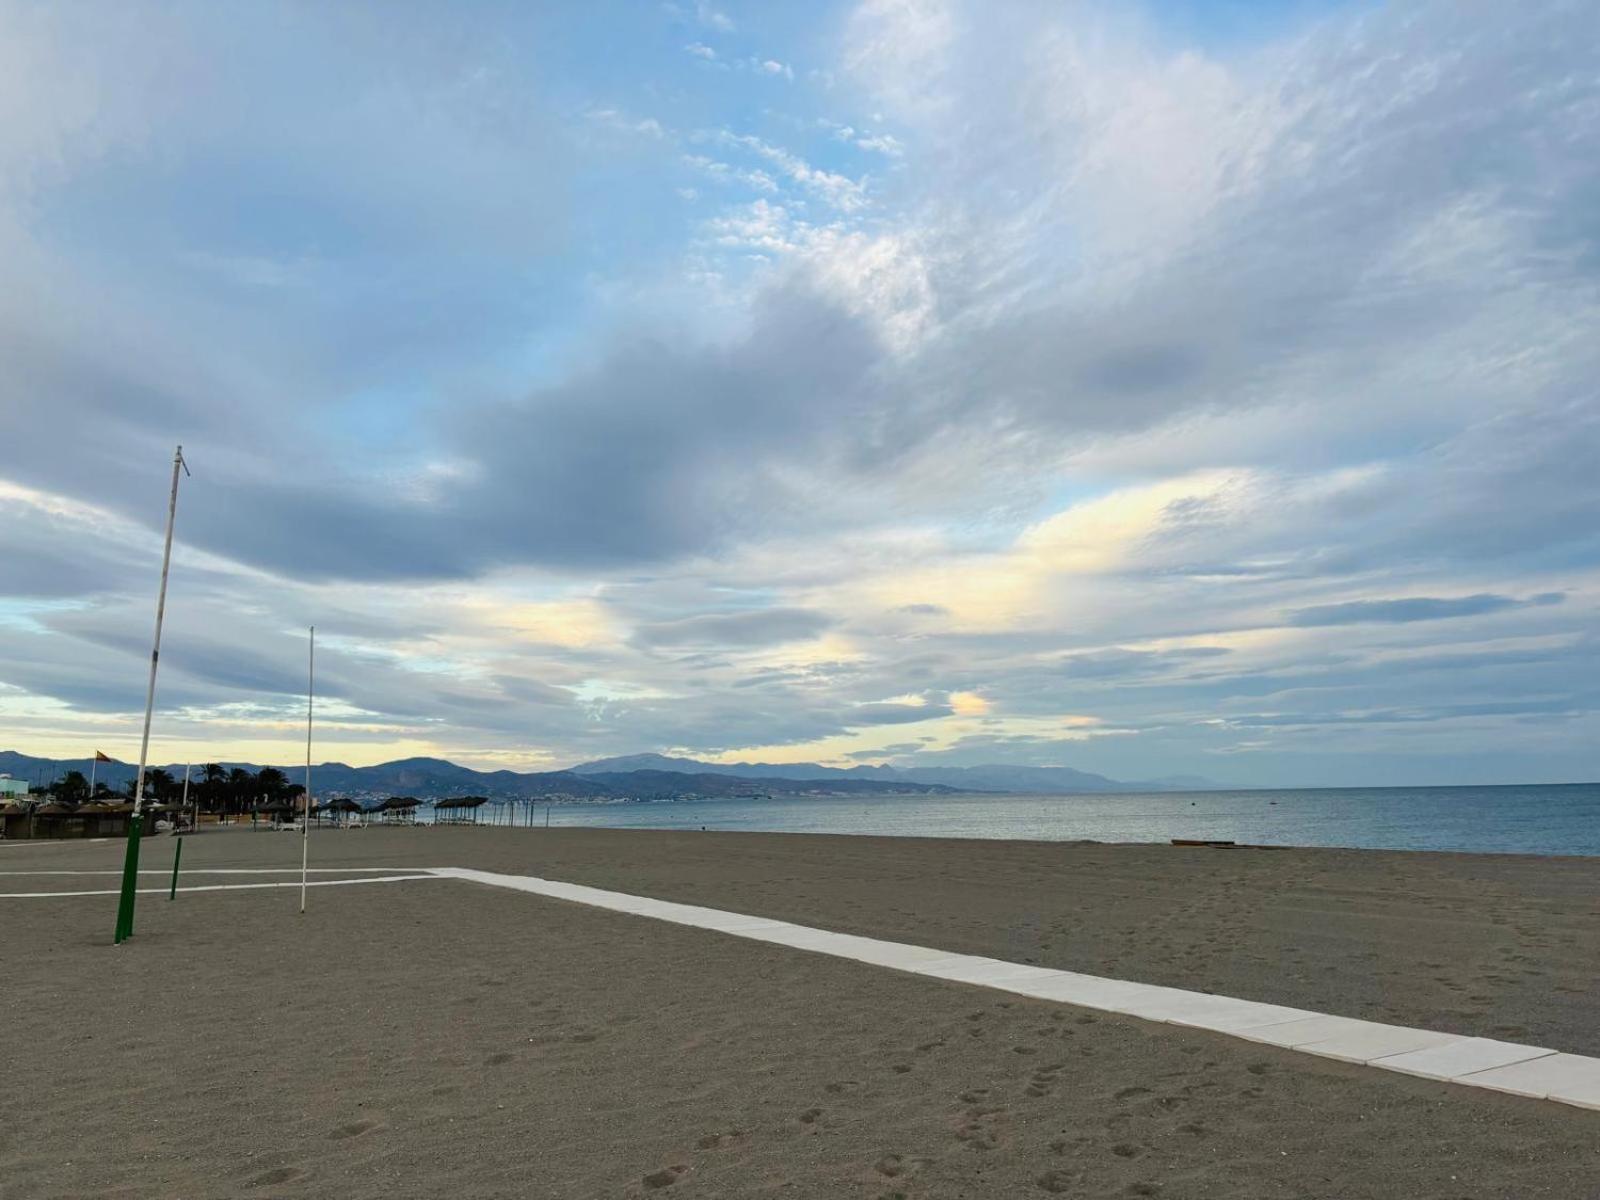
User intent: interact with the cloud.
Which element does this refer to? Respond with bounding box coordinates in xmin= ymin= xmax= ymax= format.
xmin=2 ymin=1 xmax=1599 ymax=787
xmin=851 ymin=699 xmax=953 ymax=724
xmin=632 ymin=607 xmax=835 ymax=649
xmin=1287 ymin=593 xmax=1564 ymax=628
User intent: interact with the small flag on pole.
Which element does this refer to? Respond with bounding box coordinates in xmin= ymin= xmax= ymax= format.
xmin=95 ymin=751 xmax=112 ymax=762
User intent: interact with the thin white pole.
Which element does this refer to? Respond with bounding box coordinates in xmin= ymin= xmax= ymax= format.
xmin=181 ymin=762 xmax=191 ymax=829
xmin=301 ymin=626 xmax=314 ymax=913
xmin=133 ymin=445 xmax=188 ymax=818
xmin=89 ymin=755 xmax=97 ymax=802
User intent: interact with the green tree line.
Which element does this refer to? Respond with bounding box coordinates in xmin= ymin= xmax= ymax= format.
xmin=48 ymin=764 xmax=305 ymax=813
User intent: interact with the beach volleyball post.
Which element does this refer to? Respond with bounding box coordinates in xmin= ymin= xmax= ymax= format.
xmin=301 ymin=626 xmax=314 ymax=914
xmin=116 ymin=445 xmax=189 ymax=945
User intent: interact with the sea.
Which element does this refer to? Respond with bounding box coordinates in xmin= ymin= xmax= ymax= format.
xmin=466 ymin=784 xmax=1600 ymax=857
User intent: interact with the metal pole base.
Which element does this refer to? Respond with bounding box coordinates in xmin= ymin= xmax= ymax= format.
xmin=114 ymin=814 xmax=145 ymax=943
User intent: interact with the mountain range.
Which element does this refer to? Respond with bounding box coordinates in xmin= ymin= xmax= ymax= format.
xmin=568 ymin=753 xmax=1220 ymax=794
xmin=0 ymin=749 xmax=1222 ymax=801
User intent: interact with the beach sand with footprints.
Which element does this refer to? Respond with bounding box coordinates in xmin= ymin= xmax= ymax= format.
xmin=5 ymin=826 xmax=1599 ymax=1197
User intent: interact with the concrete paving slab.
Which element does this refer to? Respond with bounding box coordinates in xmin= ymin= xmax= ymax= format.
xmin=747 ymin=925 xmax=855 ymax=951
xmin=1294 ymin=1023 xmax=1462 ymax=1065
xmin=1168 ymin=1002 xmax=1322 ymax=1034
xmin=1374 ymin=1038 xmax=1557 ymax=1082
xmin=1231 ymin=1014 xmax=1377 ymax=1047
xmin=834 ymin=938 xmax=965 ymax=969
xmin=1111 ymin=987 xmax=1255 ymax=1022
xmin=1000 ymin=971 xmax=1165 ymax=1010
xmin=913 ymin=956 xmax=1022 ymax=982
xmin=1460 ymin=1053 xmax=1600 ymax=1108
xmin=669 ymin=907 xmax=792 ymax=933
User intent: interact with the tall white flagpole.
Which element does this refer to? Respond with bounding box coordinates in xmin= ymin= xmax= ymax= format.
xmin=301 ymin=626 xmax=314 ymax=913
xmin=181 ymin=762 xmax=191 ymax=828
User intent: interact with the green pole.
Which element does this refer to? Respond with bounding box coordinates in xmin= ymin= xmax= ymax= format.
xmin=169 ymin=835 xmax=183 ymax=900
xmin=114 ymin=813 xmax=144 ymax=943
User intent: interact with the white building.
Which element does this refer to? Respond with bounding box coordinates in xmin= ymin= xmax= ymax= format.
xmin=0 ymin=775 xmax=30 ymax=800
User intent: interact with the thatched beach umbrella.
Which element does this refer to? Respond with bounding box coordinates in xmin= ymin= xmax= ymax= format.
xmin=376 ymin=796 xmax=421 ymax=824
xmin=250 ymin=799 xmax=294 ymax=829
xmin=433 ymin=795 xmax=488 ymax=825
xmin=316 ymin=797 xmax=363 ymax=827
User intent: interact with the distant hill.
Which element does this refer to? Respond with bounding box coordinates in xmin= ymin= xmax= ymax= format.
xmin=1 ymin=749 xmax=1221 ymax=801
xmin=570 ymin=752 xmax=1223 ymax=794
xmin=0 ymin=751 xmax=962 ymax=801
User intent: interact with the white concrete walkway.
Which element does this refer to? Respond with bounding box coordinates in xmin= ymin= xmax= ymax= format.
xmin=434 ymin=866 xmax=1600 ymax=1113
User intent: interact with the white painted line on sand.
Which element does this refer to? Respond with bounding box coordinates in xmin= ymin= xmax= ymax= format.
xmin=0 ymin=867 xmax=438 ymax=876
xmin=0 ymin=838 xmax=111 ymax=849
xmin=430 ymin=866 xmax=1600 ymax=1115
xmin=0 ymin=874 xmax=444 ymax=899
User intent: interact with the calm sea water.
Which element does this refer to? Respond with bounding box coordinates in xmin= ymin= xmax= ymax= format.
xmin=467 ymin=785 xmax=1600 ymax=857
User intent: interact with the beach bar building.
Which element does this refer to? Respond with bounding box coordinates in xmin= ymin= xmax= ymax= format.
xmin=1 ymin=800 xmax=136 ymax=840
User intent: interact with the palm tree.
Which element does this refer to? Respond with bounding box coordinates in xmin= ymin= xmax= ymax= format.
xmin=54 ymin=770 xmax=90 ymax=805
xmin=146 ymin=768 xmax=176 ymax=804
xmin=256 ymin=767 xmax=288 ymax=804
xmin=227 ymin=768 xmax=255 ymax=814
xmin=200 ymin=763 xmax=224 ymax=813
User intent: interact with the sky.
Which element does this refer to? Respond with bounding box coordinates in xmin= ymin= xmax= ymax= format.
xmin=2 ymin=0 xmax=1597 ymax=787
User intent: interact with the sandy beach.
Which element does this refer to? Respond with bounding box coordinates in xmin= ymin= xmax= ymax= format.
xmin=4 ymin=827 xmax=1599 ymax=1198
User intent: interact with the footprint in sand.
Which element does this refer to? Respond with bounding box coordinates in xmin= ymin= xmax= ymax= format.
xmin=873 ymin=1154 xmax=906 ymax=1177
xmin=484 ymin=1052 xmax=513 ymax=1065
xmin=249 ymin=1166 xmax=307 ymax=1187
xmin=1036 ymin=1169 xmax=1077 ymax=1193
xmin=642 ymin=1164 xmax=689 ymax=1189
xmin=696 ymin=1130 xmax=743 ymax=1150
xmin=328 ymin=1120 xmax=380 ymax=1140
xmin=953 ymin=1103 xmax=1009 ymax=1151
xmin=799 ymin=1108 xmax=824 ymax=1124
xmin=824 ymin=1080 xmax=861 ymax=1094
xmin=1026 ymin=1062 xmax=1066 ymax=1097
